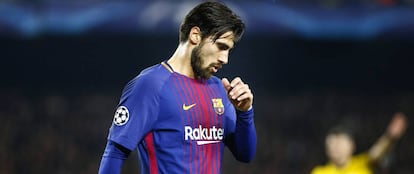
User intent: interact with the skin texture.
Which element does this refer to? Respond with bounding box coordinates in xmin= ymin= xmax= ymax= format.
xmin=325 ymin=133 xmax=355 ymax=168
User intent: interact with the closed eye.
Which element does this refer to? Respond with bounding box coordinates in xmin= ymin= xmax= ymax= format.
xmin=217 ymin=42 xmax=231 ymax=51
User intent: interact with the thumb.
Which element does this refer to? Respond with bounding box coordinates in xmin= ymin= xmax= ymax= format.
xmin=222 ymin=78 xmax=231 ymax=92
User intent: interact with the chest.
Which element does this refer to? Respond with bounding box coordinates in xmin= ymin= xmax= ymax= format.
xmin=151 ymin=77 xmax=233 ymax=146
xmin=159 ymin=78 xmax=227 ymax=128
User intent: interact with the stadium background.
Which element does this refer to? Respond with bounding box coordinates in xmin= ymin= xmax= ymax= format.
xmin=1 ymin=0 xmax=413 ymax=173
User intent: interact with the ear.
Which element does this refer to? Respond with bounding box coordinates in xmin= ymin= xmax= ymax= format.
xmin=189 ymin=26 xmax=201 ymax=45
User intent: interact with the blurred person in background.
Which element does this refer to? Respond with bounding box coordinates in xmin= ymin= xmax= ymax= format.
xmin=311 ymin=112 xmax=407 ymax=174
xmin=98 ymin=1 xmax=256 ymax=174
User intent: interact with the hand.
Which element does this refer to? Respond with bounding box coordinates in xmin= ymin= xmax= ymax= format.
xmin=222 ymin=77 xmax=253 ymax=112
xmin=387 ymin=112 xmax=408 ymax=139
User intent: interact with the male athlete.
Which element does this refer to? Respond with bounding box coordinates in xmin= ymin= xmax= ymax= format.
xmin=99 ymin=1 xmax=256 ymax=174
xmin=311 ymin=113 xmax=407 ymax=174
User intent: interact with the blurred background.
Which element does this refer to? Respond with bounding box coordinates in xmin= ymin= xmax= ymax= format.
xmin=1 ymin=0 xmax=413 ymax=173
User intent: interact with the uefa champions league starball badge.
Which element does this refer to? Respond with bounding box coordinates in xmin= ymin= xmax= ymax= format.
xmin=113 ymin=106 xmax=129 ymax=126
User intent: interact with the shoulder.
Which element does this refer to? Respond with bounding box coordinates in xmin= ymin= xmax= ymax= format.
xmin=137 ymin=63 xmax=171 ymax=83
xmin=353 ymin=153 xmax=370 ymax=161
xmin=351 ymin=153 xmax=371 ymax=166
xmin=208 ymin=76 xmax=225 ymax=89
xmin=209 ymin=76 xmax=222 ymax=83
xmin=122 ymin=63 xmax=171 ymax=96
xmin=134 ymin=63 xmax=171 ymax=85
xmin=311 ymin=163 xmax=335 ymax=174
xmin=208 ymin=76 xmax=229 ymax=96
xmin=346 ymin=153 xmax=373 ymax=174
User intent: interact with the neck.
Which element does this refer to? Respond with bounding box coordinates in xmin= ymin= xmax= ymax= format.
xmin=334 ymin=159 xmax=350 ymax=169
xmin=167 ymin=42 xmax=196 ymax=78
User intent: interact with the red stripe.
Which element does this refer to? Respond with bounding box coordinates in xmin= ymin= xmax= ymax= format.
xmin=205 ymin=84 xmax=216 ymax=174
xmin=205 ymin=84 xmax=218 ymax=174
xmin=171 ymin=76 xmax=190 ymax=173
xmin=196 ymin=80 xmax=208 ymax=174
xmin=193 ymin=81 xmax=204 ymax=173
xmin=184 ymin=78 xmax=199 ymax=174
xmin=193 ymin=80 xmax=212 ymax=173
xmin=175 ymin=75 xmax=194 ymax=174
xmin=145 ymin=132 xmax=158 ymax=174
xmin=208 ymin=83 xmax=226 ymax=174
xmin=200 ymin=83 xmax=212 ymax=174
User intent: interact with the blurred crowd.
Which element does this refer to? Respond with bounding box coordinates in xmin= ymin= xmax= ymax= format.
xmin=1 ymin=88 xmax=412 ymax=174
xmin=0 ymin=89 xmax=118 ymax=174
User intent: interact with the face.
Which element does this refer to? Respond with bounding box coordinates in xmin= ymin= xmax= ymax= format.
xmin=325 ymin=133 xmax=354 ymax=167
xmin=191 ymin=31 xmax=235 ymax=79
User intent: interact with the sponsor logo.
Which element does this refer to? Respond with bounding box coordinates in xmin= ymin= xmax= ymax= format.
xmin=182 ymin=103 xmax=196 ymax=111
xmin=212 ymin=98 xmax=224 ymax=115
xmin=113 ymin=106 xmax=129 ymax=126
xmin=184 ymin=125 xmax=224 ymax=145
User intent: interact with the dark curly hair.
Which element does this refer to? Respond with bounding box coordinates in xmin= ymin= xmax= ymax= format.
xmin=179 ymin=1 xmax=245 ymax=43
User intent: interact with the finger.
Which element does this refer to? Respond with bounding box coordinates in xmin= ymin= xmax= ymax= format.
xmin=229 ymin=83 xmax=249 ymax=100
xmin=235 ymin=97 xmax=253 ymax=111
xmin=229 ymin=83 xmax=244 ymax=99
xmin=222 ymin=78 xmax=231 ymax=92
xmin=236 ymin=91 xmax=252 ymax=101
xmin=230 ymin=77 xmax=242 ymax=88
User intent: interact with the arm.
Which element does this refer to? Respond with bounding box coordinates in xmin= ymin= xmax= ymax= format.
xmin=98 ymin=140 xmax=131 ymax=174
xmin=222 ymin=77 xmax=257 ymax=162
xmin=225 ymin=108 xmax=257 ymax=162
xmin=368 ymin=112 xmax=407 ymax=162
xmin=100 ymin=73 xmax=161 ymax=172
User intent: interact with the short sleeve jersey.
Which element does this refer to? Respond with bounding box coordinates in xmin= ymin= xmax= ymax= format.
xmin=107 ymin=63 xmax=239 ymax=174
xmin=311 ymin=153 xmax=372 ymax=174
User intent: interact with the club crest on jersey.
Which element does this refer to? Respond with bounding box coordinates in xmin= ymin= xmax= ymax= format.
xmin=212 ymin=98 xmax=224 ymax=115
xmin=113 ymin=106 xmax=129 ymax=126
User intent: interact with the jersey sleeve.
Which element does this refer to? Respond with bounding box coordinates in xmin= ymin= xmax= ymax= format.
xmin=353 ymin=153 xmax=372 ymax=169
xmin=107 ymin=74 xmax=161 ymax=151
xmin=224 ymin=107 xmax=257 ymax=162
xmin=98 ymin=140 xmax=131 ymax=174
xmin=310 ymin=153 xmax=372 ymax=174
xmin=219 ymin=78 xmax=257 ymax=162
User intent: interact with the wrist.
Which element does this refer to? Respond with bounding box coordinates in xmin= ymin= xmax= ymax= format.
xmin=236 ymin=107 xmax=254 ymax=118
xmin=237 ymin=105 xmax=252 ymax=112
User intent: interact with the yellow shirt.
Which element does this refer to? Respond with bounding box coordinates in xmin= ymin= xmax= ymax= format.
xmin=311 ymin=153 xmax=372 ymax=174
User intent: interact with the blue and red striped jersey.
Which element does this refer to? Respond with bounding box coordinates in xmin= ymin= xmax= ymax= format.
xmin=107 ymin=62 xmax=256 ymax=174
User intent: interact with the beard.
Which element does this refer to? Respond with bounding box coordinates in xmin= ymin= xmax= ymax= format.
xmin=191 ymin=45 xmax=214 ymax=80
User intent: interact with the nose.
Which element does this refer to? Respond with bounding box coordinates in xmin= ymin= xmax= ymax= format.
xmin=218 ymin=51 xmax=229 ymax=64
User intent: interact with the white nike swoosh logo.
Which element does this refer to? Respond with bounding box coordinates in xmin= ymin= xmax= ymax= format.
xmin=196 ymin=140 xmax=221 ymax=145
